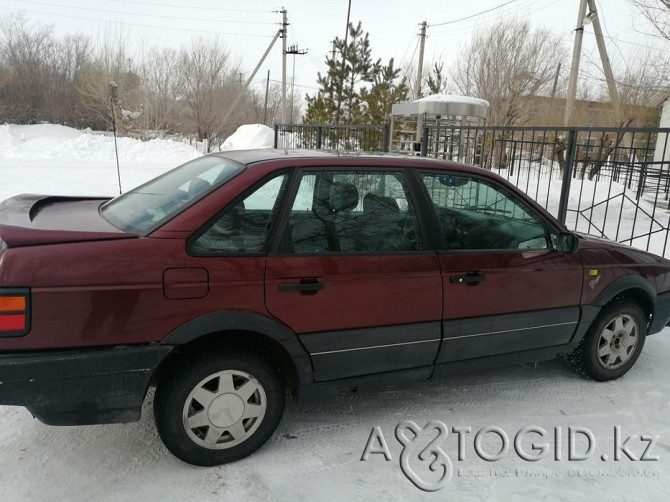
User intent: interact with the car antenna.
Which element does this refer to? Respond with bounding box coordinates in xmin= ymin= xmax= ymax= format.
xmin=109 ymin=82 xmax=123 ymax=195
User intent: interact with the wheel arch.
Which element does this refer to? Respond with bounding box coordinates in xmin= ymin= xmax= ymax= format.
xmin=570 ymin=276 xmax=657 ymax=348
xmin=153 ymin=311 xmax=314 ymax=398
xmin=590 ymin=275 xmax=662 ymax=336
xmin=593 ymin=275 xmax=656 ymax=316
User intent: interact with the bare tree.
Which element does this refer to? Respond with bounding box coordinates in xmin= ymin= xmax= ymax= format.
xmin=0 ymin=13 xmax=54 ymax=123
xmin=450 ymin=18 xmax=567 ymax=127
xmin=426 ymin=62 xmax=447 ymax=95
xmin=178 ymin=38 xmax=237 ymax=150
xmin=78 ymin=25 xmax=143 ymax=132
xmin=44 ymin=34 xmax=91 ymax=126
xmin=630 ymin=1 xmax=670 ymax=40
xmin=0 ymin=12 xmax=296 ymax=139
xmin=141 ymin=47 xmax=181 ymax=133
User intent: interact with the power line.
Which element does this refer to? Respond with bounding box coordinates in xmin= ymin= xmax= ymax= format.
xmin=112 ymin=0 xmax=270 ymax=13
xmin=8 ymin=0 xmax=276 ymax=24
xmin=0 ymin=6 xmax=274 ymax=37
xmin=430 ymin=0 xmax=555 ymax=35
xmin=398 ymin=31 xmax=418 ymax=69
xmin=600 ymin=33 xmax=669 ymax=54
xmin=266 ymin=78 xmax=319 ymax=91
xmin=577 ymin=66 xmax=670 ymax=92
xmin=430 ymin=0 xmax=524 ymax=27
xmin=405 ymin=37 xmax=419 ymax=70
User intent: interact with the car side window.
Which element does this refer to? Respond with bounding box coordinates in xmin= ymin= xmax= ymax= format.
xmin=420 ymin=172 xmax=550 ymax=251
xmin=190 ymin=174 xmax=288 ymax=255
xmin=282 ymin=170 xmax=421 ymax=253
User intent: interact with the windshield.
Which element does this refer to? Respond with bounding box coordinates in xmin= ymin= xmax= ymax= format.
xmin=101 ymin=155 xmax=245 ymax=235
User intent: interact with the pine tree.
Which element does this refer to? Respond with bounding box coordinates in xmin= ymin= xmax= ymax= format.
xmin=304 ymin=50 xmax=341 ymax=123
xmin=361 ymin=58 xmax=408 ymax=124
xmin=337 ymin=21 xmax=380 ymax=124
xmin=305 ymin=21 xmax=380 ymax=125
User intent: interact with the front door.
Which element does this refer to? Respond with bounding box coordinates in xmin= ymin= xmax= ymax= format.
xmin=418 ymin=171 xmax=584 ymax=364
xmin=265 ymin=168 xmax=443 ymax=381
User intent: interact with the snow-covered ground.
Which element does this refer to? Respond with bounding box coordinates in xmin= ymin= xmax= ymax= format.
xmin=1 ymin=125 xmax=670 ymax=501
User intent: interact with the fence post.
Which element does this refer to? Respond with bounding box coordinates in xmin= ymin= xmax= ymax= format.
xmin=382 ymin=125 xmax=390 ymax=152
xmin=420 ymin=127 xmax=429 ymax=157
xmin=636 ymin=163 xmax=647 ymax=200
xmin=557 ymin=129 xmax=577 ymax=225
xmin=274 ymin=124 xmax=279 ymax=148
xmin=316 ymin=126 xmax=323 ymax=150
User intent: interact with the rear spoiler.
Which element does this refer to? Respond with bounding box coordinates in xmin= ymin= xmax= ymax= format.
xmin=0 ymin=194 xmax=137 ymax=248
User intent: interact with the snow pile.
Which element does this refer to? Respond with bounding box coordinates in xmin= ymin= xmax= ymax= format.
xmin=0 ymin=124 xmax=200 ymax=164
xmin=221 ymin=124 xmax=274 ymax=151
xmin=415 ymin=93 xmax=490 ymax=108
xmin=0 ymin=123 xmax=82 ymax=158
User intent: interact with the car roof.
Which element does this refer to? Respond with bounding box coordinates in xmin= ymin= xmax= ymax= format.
xmin=211 ymin=148 xmax=487 ymax=175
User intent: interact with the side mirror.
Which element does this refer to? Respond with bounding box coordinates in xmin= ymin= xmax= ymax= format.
xmin=551 ymin=232 xmax=579 ymax=253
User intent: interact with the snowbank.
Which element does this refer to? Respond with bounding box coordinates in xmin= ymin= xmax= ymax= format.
xmin=415 ymin=93 xmax=490 ymax=108
xmin=0 ymin=124 xmax=200 ymax=164
xmin=221 ymin=124 xmax=274 ymax=151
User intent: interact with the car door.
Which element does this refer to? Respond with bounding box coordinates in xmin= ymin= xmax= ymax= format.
xmin=418 ymin=171 xmax=584 ymax=365
xmin=265 ymin=167 xmax=443 ymax=382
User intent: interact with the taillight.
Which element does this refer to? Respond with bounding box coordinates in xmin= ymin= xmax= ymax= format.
xmin=0 ymin=289 xmax=30 ymax=337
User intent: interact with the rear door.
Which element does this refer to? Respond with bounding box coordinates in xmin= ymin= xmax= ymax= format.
xmin=265 ymin=167 xmax=443 ymax=382
xmin=418 ymin=171 xmax=584 ymax=364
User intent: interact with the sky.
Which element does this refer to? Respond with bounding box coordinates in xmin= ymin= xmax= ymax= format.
xmin=1 ymin=0 xmax=668 ymax=100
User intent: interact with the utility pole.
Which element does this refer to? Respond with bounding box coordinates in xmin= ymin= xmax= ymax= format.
xmin=415 ymin=21 xmax=427 ymax=99
xmin=550 ymin=62 xmax=562 ymax=100
xmin=281 ymin=7 xmax=288 ymax=125
xmin=263 ymin=69 xmax=270 ymax=125
xmin=286 ymin=44 xmax=308 ymax=124
xmin=415 ymin=21 xmax=428 ymax=143
xmin=331 ymin=40 xmax=337 ymax=62
xmin=220 ymin=28 xmax=282 ymax=127
xmin=586 ymin=0 xmax=623 ymax=124
xmin=564 ymin=0 xmax=588 ymax=126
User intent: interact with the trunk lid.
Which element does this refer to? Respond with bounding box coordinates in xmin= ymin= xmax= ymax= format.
xmin=0 ymin=194 xmax=138 ymax=248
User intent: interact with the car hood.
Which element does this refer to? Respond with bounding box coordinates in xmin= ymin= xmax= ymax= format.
xmin=576 ymin=231 xmax=670 ymax=266
xmin=0 ymin=194 xmax=138 ymax=248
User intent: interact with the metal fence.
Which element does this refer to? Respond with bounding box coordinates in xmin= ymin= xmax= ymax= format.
xmin=421 ymin=125 xmax=670 ymax=257
xmin=274 ymin=122 xmax=670 ymax=257
xmin=274 ymin=123 xmax=390 ymax=152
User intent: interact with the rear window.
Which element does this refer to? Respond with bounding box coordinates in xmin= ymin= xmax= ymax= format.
xmin=101 ymin=156 xmax=244 ymax=235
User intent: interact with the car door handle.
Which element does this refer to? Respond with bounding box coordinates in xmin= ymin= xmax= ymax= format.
xmin=449 ymin=274 xmax=487 ymax=285
xmin=279 ymin=280 xmax=325 ymax=293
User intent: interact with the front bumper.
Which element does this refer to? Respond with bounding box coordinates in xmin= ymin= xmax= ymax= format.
xmin=650 ymin=291 xmax=670 ymax=335
xmin=0 ymin=345 xmax=172 ymax=425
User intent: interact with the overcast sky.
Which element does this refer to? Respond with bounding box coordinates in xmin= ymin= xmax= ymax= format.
xmin=2 ymin=0 xmax=668 ymax=99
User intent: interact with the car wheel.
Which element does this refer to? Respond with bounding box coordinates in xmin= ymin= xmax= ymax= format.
xmin=154 ymin=349 xmax=285 ymax=466
xmin=568 ymin=299 xmax=646 ymax=381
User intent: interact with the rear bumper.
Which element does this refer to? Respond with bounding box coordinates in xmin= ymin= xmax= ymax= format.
xmin=0 ymin=345 xmax=172 ymax=425
xmin=650 ymin=291 xmax=670 ymax=335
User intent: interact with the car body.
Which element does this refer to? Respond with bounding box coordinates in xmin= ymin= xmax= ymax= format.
xmin=1 ymin=149 xmax=669 ymax=465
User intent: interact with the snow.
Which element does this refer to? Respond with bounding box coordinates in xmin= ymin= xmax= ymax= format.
xmin=121 ymin=108 xmax=143 ymax=121
xmin=0 ymin=124 xmax=202 ymax=201
xmin=415 ymin=93 xmax=490 ymax=109
xmin=493 ymin=164 xmax=670 ymax=257
xmin=220 ymin=124 xmax=274 ymax=151
xmin=2 ymin=124 xmax=670 ymax=500
xmin=0 ymin=124 xmax=200 ymax=163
